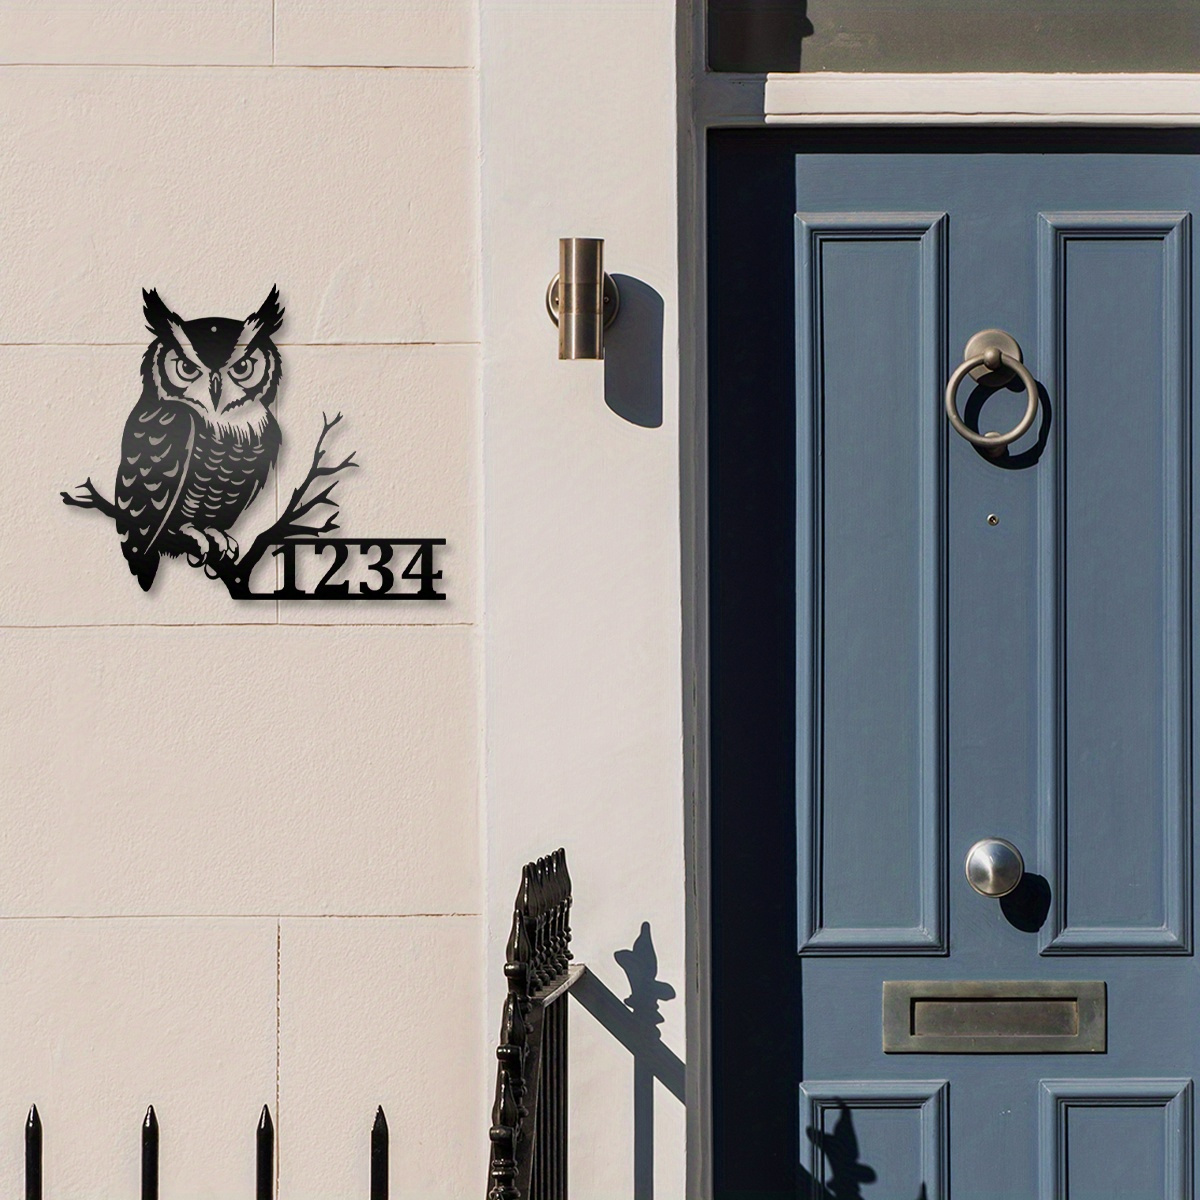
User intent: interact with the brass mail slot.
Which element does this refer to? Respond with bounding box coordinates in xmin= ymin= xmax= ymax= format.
xmin=883 ymin=980 xmax=1106 ymax=1053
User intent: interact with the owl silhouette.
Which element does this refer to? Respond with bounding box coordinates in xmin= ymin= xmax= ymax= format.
xmin=116 ymin=288 xmax=284 ymax=590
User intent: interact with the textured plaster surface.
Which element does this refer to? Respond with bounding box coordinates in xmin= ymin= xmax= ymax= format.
xmin=0 ymin=0 xmax=689 ymax=1194
xmin=0 ymin=6 xmax=488 ymax=1195
xmin=481 ymin=3 xmax=687 ymax=1197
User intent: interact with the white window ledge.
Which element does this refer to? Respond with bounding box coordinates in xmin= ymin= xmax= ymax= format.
xmin=764 ymin=73 xmax=1200 ymax=124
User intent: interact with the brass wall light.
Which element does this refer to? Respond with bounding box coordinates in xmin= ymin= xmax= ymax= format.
xmin=546 ymin=237 xmax=620 ymax=359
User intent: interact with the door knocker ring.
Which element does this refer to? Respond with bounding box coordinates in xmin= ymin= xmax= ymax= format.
xmin=945 ymin=328 xmax=1039 ymax=458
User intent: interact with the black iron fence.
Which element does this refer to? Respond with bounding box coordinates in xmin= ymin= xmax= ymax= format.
xmin=488 ymin=848 xmax=584 ymax=1200
xmin=22 ymin=1101 xmax=390 ymax=1200
xmin=19 ymin=851 xmax=583 ymax=1200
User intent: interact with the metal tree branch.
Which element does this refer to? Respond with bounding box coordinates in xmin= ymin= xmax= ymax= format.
xmin=60 ymin=478 xmax=118 ymax=519
xmin=60 ymin=412 xmax=357 ymax=600
xmin=216 ymin=412 xmax=357 ymax=596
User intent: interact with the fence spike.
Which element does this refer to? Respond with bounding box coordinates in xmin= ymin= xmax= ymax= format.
xmin=256 ymin=1106 xmax=274 ymax=1200
xmin=370 ymin=1107 xmax=388 ymax=1200
xmin=141 ymin=1106 xmax=159 ymax=1200
xmin=25 ymin=1105 xmax=42 ymax=1200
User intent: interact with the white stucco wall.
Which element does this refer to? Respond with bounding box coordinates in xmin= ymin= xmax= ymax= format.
xmin=0 ymin=1 xmax=687 ymax=1197
xmin=1 ymin=2 xmax=487 ymax=1197
xmin=480 ymin=3 xmax=686 ymax=1198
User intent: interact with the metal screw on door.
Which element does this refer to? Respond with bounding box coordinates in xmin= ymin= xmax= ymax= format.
xmin=945 ymin=329 xmax=1040 ymax=457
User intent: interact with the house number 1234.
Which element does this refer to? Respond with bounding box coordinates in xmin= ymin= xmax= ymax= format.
xmin=243 ymin=538 xmax=446 ymax=601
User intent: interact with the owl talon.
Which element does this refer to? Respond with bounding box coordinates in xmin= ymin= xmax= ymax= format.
xmin=179 ymin=523 xmax=213 ymax=568
xmin=203 ymin=527 xmax=238 ymax=562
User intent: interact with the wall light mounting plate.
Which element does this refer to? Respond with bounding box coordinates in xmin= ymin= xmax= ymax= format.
xmin=545 ymin=274 xmax=621 ymax=328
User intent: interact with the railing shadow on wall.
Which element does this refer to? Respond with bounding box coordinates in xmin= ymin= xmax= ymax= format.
xmin=486 ymin=855 xmax=934 ymax=1200
xmin=486 ymin=850 xmax=687 ymax=1200
xmin=574 ymin=922 xmax=682 ymax=1200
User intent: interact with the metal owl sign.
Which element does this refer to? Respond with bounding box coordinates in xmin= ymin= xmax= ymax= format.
xmin=61 ymin=289 xmax=445 ymax=602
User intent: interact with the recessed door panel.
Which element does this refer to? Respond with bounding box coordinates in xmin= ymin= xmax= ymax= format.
xmin=796 ymin=215 xmax=947 ymax=953
xmin=801 ymin=1081 xmax=948 ymax=1200
xmin=1039 ymin=1080 xmax=1193 ymax=1200
xmin=1038 ymin=214 xmax=1193 ymax=952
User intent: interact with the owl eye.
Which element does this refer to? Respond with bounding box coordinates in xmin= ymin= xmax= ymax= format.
xmin=228 ymin=356 xmax=255 ymax=381
xmin=174 ymin=357 xmax=201 ymax=381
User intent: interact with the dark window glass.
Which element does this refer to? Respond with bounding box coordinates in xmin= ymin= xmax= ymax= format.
xmin=708 ymin=0 xmax=1200 ymax=74
xmin=708 ymin=1 xmax=811 ymax=72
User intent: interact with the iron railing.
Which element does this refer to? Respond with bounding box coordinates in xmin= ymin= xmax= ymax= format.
xmin=21 ymin=1101 xmax=390 ymax=1200
xmin=19 ymin=852 xmax=583 ymax=1200
xmin=488 ymin=848 xmax=585 ymax=1200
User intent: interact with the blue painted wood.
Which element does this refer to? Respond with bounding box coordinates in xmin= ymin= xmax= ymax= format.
xmin=795 ymin=214 xmax=948 ymax=953
xmin=800 ymin=1080 xmax=948 ymax=1200
xmin=1037 ymin=214 xmax=1193 ymax=954
xmin=1039 ymin=1079 xmax=1193 ymax=1200
xmin=786 ymin=144 xmax=1200 ymax=1200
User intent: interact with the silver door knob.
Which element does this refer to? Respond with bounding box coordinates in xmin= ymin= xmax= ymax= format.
xmin=965 ymin=838 xmax=1024 ymax=897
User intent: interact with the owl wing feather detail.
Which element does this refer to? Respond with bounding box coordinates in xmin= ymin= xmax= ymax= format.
xmin=114 ymin=398 xmax=196 ymax=591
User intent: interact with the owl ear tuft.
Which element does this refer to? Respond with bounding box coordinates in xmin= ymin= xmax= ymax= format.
xmin=143 ymin=288 xmax=203 ymax=366
xmin=249 ymin=286 xmax=284 ymax=339
xmin=142 ymin=289 xmax=182 ymax=343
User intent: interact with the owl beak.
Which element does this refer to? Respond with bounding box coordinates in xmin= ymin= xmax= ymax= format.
xmin=209 ymin=371 xmax=222 ymax=411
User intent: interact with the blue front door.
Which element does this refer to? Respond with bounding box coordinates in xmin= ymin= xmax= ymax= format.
xmin=709 ymin=131 xmax=1200 ymax=1199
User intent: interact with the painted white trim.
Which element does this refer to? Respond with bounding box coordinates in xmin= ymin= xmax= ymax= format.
xmin=765 ymin=73 xmax=1200 ymax=124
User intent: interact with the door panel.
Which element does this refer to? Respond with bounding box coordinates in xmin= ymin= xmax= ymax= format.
xmin=1040 ymin=1079 xmax=1193 ymax=1200
xmin=801 ymin=1080 xmax=948 ymax=1200
xmin=796 ymin=214 xmax=947 ymax=953
xmin=1038 ymin=214 xmax=1192 ymax=953
xmin=709 ymin=130 xmax=1200 ymax=1200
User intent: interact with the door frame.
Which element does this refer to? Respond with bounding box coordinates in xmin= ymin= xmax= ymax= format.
xmin=681 ymin=53 xmax=1200 ymax=1199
